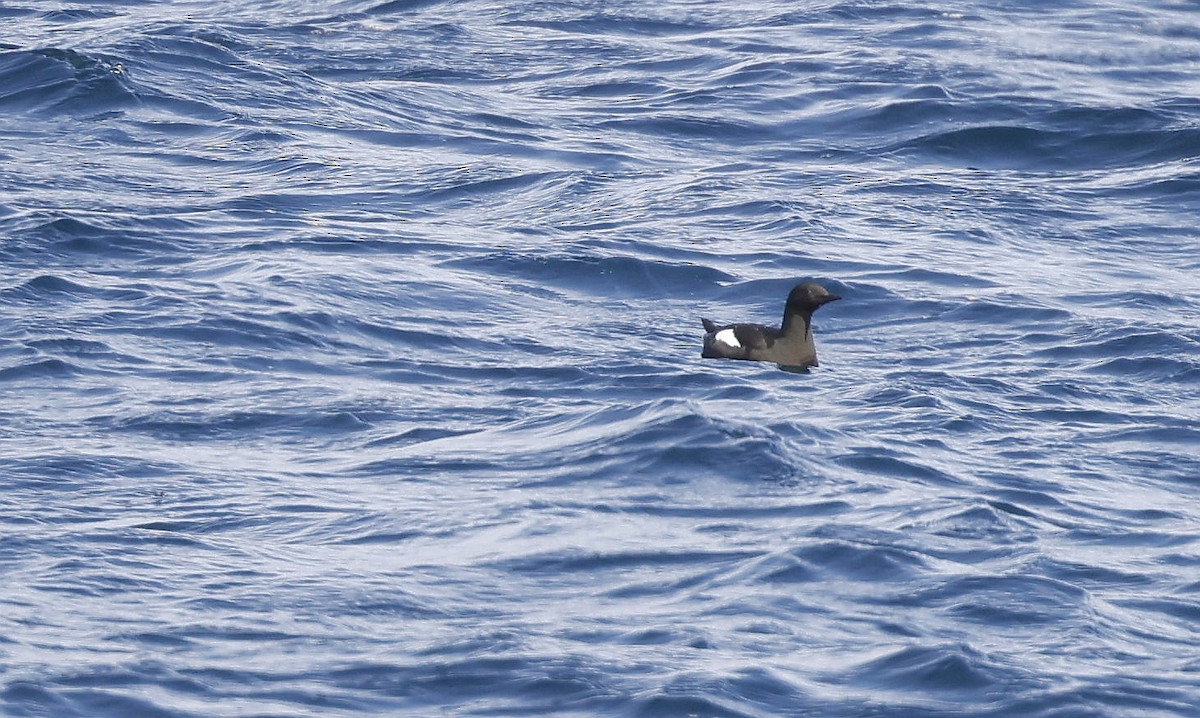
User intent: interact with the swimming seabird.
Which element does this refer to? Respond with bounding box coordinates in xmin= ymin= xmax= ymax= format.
xmin=701 ymin=282 xmax=841 ymax=369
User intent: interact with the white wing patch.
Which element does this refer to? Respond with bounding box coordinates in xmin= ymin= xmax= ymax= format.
xmin=713 ymin=328 xmax=741 ymax=348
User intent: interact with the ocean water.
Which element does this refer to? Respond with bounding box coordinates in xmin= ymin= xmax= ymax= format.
xmin=2 ymin=0 xmax=1199 ymax=715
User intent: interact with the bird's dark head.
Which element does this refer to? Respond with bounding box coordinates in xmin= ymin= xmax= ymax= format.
xmin=786 ymin=282 xmax=841 ymax=313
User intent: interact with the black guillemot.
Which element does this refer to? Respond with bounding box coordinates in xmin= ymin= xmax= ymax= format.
xmin=701 ymin=282 xmax=841 ymax=369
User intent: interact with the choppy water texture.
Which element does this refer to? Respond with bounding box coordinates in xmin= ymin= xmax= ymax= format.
xmin=3 ymin=1 xmax=1200 ymax=716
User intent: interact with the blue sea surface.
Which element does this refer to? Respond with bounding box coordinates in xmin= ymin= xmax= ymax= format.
xmin=2 ymin=1 xmax=1200 ymax=716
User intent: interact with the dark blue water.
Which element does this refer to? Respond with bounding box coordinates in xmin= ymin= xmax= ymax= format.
xmin=3 ymin=1 xmax=1200 ymax=716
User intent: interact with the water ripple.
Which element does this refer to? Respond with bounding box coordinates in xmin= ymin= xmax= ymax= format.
xmin=2 ymin=1 xmax=1199 ymax=717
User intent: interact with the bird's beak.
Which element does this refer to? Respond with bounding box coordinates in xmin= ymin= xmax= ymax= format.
xmin=822 ymin=294 xmax=842 ymax=304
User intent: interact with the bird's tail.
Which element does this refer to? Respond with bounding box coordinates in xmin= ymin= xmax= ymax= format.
xmin=701 ymin=317 xmax=717 ymax=332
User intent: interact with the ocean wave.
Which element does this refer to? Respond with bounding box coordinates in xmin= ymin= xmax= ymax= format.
xmin=3 ymin=1 xmax=1199 ymax=716
xmin=0 ymin=47 xmax=134 ymax=115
